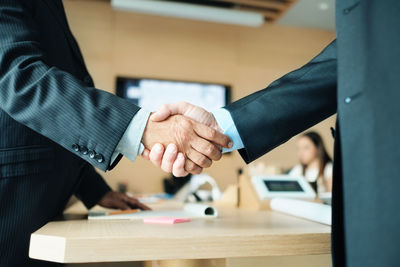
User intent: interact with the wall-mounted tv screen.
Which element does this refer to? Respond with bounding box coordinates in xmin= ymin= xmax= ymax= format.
xmin=116 ymin=77 xmax=231 ymax=112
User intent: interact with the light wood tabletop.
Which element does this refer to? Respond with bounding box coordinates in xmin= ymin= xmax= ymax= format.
xmin=29 ymin=202 xmax=331 ymax=264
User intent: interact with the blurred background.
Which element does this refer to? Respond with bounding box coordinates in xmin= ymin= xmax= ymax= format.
xmin=63 ymin=0 xmax=336 ymax=195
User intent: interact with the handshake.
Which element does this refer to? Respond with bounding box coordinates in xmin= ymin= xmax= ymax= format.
xmin=140 ymin=102 xmax=232 ymax=177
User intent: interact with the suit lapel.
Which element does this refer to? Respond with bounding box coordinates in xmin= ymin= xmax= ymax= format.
xmin=41 ymin=0 xmax=87 ymax=70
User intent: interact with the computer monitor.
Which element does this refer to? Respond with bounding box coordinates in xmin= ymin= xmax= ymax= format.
xmin=251 ymin=175 xmax=316 ymax=200
xmin=116 ymin=77 xmax=231 ymax=112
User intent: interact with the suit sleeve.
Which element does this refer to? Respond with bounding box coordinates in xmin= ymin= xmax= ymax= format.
xmin=74 ymin=164 xmax=111 ymax=209
xmin=225 ymin=40 xmax=338 ymax=163
xmin=0 ymin=0 xmax=139 ymax=171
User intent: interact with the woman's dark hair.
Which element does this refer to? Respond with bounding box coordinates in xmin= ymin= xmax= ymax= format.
xmin=301 ymin=131 xmax=332 ymax=188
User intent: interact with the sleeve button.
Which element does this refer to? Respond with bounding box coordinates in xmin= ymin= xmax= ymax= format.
xmin=344 ymin=97 xmax=352 ymax=104
xmin=88 ymin=150 xmax=96 ymax=159
xmin=95 ymin=154 xmax=104 ymax=163
xmin=80 ymin=146 xmax=89 ymax=155
xmin=72 ymin=144 xmax=80 ymax=152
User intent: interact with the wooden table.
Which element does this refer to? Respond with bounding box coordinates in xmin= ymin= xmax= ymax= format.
xmin=29 ymin=202 xmax=331 ymax=266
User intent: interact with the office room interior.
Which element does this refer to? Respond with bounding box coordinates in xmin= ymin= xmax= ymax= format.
xmin=6 ymin=0 xmax=381 ymax=266
xmin=65 ymin=0 xmax=336 ymax=194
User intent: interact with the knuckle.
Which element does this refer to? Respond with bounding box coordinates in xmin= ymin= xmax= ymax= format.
xmin=185 ymin=160 xmax=203 ymax=174
xmin=182 ymin=118 xmax=192 ymax=128
xmin=175 ymin=130 xmax=188 ymax=145
xmin=178 ymin=101 xmax=188 ymax=107
xmin=205 ymin=144 xmax=217 ymax=157
xmin=198 ymin=156 xmax=209 ymax=167
xmin=214 ymin=150 xmax=222 ymax=160
xmin=178 ymin=117 xmax=191 ymax=131
xmin=185 ymin=161 xmax=195 ymax=172
xmin=204 ymin=159 xmax=212 ymax=168
xmin=187 ymin=165 xmax=196 ymax=172
xmin=192 ymin=167 xmax=202 ymax=174
xmin=164 ymin=150 xmax=177 ymax=161
xmin=159 ymin=104 xmax=169 ymax=113
xmin=208 ymin=128 xmax=217 ymax=139
xmin=180 ymin=133 xmax=189 ymax=144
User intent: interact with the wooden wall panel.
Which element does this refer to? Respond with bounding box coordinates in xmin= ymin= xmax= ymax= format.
xmin=63 ymin=0 xmax=336 ymax=193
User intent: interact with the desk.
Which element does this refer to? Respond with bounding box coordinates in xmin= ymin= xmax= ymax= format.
xmin=29 ymin=202 xmax=331 ymax=266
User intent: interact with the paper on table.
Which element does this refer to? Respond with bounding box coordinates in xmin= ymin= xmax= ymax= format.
xmin=143 ymin=217 xmax=191 ymax=224
xmin=88 ymin=203 xmax=218 ymax=220
xmin=270 ymin=198 xmax=331 ymax=225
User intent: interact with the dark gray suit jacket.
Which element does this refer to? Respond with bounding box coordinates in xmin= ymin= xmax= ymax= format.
xmin=226 ymin=1 xmax=400 ymax=266
xmin=0 ymin=0 xmax=139 ymax=265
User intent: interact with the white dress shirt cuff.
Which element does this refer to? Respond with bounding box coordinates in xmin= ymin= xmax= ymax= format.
xmin=212 ymin=108 xmax=244 ymax=153
xmin=111 ymin=109 xmax=150 ymax=163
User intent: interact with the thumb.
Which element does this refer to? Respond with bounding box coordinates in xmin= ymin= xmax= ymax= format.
xmin=150 ymin=102 xmax=189 ymax=122
xmin=150 ymin=104 xmax=171 ymax=122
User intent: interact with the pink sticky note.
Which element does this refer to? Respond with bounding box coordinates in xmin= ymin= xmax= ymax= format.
xmin=143 ymin=217 xmax=191 ymax=224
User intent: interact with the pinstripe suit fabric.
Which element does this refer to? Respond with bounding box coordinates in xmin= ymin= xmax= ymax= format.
xmin=226 ymin=1 xmax=400 ymax=265
xmin=0 ymin=0 xmax=139 ymax=265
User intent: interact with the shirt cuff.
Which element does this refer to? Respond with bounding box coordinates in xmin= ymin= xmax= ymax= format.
xmin=212 ymin=108 xmax=244 ymax=153
xmin=111 ymin=109 xmax=151 ymax=163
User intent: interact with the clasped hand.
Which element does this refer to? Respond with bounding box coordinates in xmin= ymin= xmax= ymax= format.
xmin=141 ymin=102 xmax=230 ymax=177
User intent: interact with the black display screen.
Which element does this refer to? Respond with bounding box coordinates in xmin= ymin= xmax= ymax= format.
xmin=116 ymin=77 xmax=231 ymax=111
xmin=264 ymin=180 xmax=304 ymax=192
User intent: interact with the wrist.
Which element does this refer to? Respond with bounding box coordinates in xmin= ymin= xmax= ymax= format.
xmin=211 ymin=113 xmax=223 ymax=133
xmin=141 ymin=114 xmax=153 ymax=149
xmin=142 ymin=113 xmax=170 ymax=149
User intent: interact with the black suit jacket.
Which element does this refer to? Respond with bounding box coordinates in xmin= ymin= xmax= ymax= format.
xmin=0 ymin=0 xmax=139 ymax=265
xmin=226 ymin=1 xmax=400 ymax=266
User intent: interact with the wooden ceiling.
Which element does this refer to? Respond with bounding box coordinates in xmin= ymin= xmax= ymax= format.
xmin=212 ymin=0 xmax=297 ymax=22
xmin=153 ymin=0 xmax=297 ymax=23
xmin=69 ymin=0 xmax=297 ymax=23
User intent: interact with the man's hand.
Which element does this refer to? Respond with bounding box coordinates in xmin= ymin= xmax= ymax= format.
xmin=142 ymin=102 xmax=225 ymax=177
xmin=151 ymin=102 xmax=221 ymax=131
xmin=142 ymin=113 xmax=231 ymax=175
xmin=97 ymin=191 xmax=151 ymax=210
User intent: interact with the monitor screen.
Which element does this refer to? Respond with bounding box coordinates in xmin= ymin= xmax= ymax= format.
xmin=264 ymin=180 xmax=304 ymax=192
xmin=116 ymin=77 xmax=231 ymax=112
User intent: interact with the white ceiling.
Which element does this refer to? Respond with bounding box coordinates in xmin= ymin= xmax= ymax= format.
xmin=278 ymin=0 xmax=335 ymax=31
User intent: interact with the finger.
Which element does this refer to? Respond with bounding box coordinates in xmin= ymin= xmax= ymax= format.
xmin=186 ymin=147 xmax=212 ymax=168
xmin=150 ymin=104 xmax=172 ymax=122
xmin=161 ymin=144 xmax=178 ymax=173
xmin=126 ymin=197 xmax=151 ymax=211
xmin=150 ymin=102 xmax=189 ymax=122
xmin=172 ymin=153 xmax=189 ymax=177
xmin=116 ymin=199 xmax=131 ymax=210
xmin=149 ymin=143 xmax=164 ymax=167
xmin=142 ymin=148 xmax=150 ymax=160
xmin=184 ymin=159 xmax=203 ymax=175
xmin=190 ymin=136 xmax=222 ymax=161
xmin=193 ymin=122 xmax=233 ymax=149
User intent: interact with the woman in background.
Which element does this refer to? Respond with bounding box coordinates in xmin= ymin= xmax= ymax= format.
xmin=289 ymin=131 xmax=333 ymax=195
